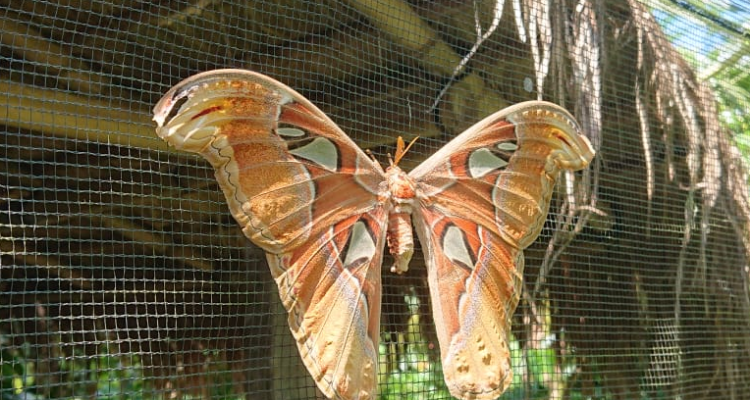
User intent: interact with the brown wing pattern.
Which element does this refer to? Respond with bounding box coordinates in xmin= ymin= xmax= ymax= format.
xmin=154 ymin=69 xmax=388 ymax=399
xmin=410 ymin=101 xmax=595 ymax=400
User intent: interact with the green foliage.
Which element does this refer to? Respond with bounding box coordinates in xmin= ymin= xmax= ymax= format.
xmin=0 ymin=341 xmax=242 ymax=400
xmin=716 ymin=79 xmax=750 ymax=156
xmin=381 ymin=363 xmax=452 ymax=400
xmin=652 ymin=0 xmax=750 ymax=161
xmin=0 ymin=288 xmax=577 ymax=400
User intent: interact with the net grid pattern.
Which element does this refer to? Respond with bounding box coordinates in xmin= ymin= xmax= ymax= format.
xmin=1 ymin=0 xmax=749 ymax=399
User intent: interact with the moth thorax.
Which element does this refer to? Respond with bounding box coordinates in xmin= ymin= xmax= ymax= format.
xmin=386 ymin=211 xmax=414 ymax=275
xmin=385 ymin=166 xmax=416 ymax=201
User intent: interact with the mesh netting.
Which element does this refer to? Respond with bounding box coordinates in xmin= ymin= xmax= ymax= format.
xmin=2 ymin=0 xmax=749 ymax=399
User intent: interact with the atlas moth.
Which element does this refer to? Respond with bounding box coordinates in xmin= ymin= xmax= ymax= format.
xmin=153 ymin=69 xmax=595 ymax=400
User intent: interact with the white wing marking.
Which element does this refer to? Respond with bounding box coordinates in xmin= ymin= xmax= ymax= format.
xmin=289 ymin=137 xmax=339 ymax=171
xmin=468 ymin=148 xmax=508 ymax=178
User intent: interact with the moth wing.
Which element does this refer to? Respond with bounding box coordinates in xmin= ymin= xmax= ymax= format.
xmin=154 ymin=69 xmax=388 ymax=400
xmin=409 ymin=101 xmax=595 ymax=399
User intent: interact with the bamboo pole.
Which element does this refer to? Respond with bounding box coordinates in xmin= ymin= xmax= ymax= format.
xmin=2 ymin=81 xmax=169 ymax=151
xmin=0 ymin=14 xmax=108 ymax=96
xmin=347 ymin=0 xmax=510 ymax=113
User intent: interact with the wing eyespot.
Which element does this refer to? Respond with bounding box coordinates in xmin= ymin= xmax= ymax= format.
xmin=288 ymin=137 xmax=340 ymax=171
xmin=341 ymin=219 xmax=378 ymax=269
xmin=277 ymin=127 xmax=306 ymax=137
xmin=440 ymin=224 xmax=477 ymax=271
xmin=465 ymin=140 xmax=516 ymax=178
xmin=495 ymin=141 xmax=518 ymax=152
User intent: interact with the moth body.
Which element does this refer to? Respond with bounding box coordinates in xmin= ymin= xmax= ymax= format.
xmin=384 ymin=165 xmax=417 ymax=274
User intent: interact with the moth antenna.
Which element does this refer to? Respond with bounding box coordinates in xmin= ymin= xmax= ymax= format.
xmin=393 ymin=136 xmax=419 ymax=166
xmin=366 ymin=148 xmax=386 ymax=173
xmin=365 ymin=148 xmax=376 ymax=162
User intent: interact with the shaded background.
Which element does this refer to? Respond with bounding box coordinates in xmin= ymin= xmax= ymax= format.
xmin=2 ymin=0 xmax=749 ymax=399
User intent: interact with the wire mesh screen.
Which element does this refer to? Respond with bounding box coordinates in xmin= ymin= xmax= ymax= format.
xmin=2 ymin=0 xmax=749 ymax=399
